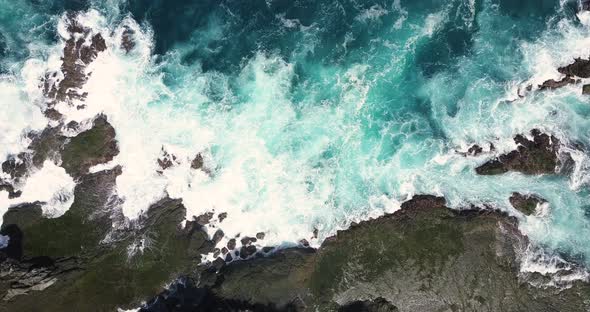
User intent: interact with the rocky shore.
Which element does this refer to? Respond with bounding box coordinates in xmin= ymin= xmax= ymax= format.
xmin=137 ymin=196 xmax=590 ymax=312
xmin=0 ymin=7 xmax=590 ymax=312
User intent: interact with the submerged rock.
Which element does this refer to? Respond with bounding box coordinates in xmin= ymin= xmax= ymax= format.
xmin=121 ymin=26 xmax=136 ymax=53
xmin=509 ymin=192 xmax=547 ymax=215
xmin=476 ymin=129 xmax=560 ymax=175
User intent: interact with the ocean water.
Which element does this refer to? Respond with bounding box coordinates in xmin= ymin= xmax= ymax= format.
xmin=2 ymin=0 xmax=590 ymax=279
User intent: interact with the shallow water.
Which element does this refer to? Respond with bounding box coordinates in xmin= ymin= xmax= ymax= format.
xmin=2 ymin=0 xmax=590 ymax=274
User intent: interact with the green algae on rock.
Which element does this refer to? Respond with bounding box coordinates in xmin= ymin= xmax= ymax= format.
xmin=185 ymin=196 xmax=590 ymax=312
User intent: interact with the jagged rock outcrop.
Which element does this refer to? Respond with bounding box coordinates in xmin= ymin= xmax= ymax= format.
xmin=476 ymin=130 xmax=561 ymax=175
xmin=557 ymin=57 xmax=590 ymax=78
xmin=509 ymin=193 xmax=546 ymax=215
xmin=42 ymin=14 xmax=107 ymax=107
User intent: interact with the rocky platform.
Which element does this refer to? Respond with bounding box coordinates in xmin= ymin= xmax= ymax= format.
xmin=138 ymin=196 xmax=590 ymax=312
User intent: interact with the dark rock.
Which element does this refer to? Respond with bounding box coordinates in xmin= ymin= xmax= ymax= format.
xmin=121 ymin=26 xmax=135 ymax=53
xmin=29 ymin=126 xmax=67 ymax=168
xmin=212 ymin=230 xmax=224 ymax=244
xmin=241 ymin=236 xmax=257 ymax=246
xmin=0 ymin=184 xmax=21 ymax=199
xmin=584 ymin=0 xmax=590 ymax=11
xmin=239 ymin=245 xmax=257 ymax=259
xmin=476 ymin=129 xmax=560 ymax=175
xmin=558 ymin=57 xmax=590 ymax=78
xmin=227 ymin=239 xmax=236 ymax=250
xmin=200 ymin=195 xmax=590 ymax=311
xmin=583 ymin=84 xmax=590 ymax=95
xmin=46 ymin=16 xmax=107 ymax=105
xmin=339 ymin=298 xmax=399 ymax=312
xmin=43 ymin=108 xmax=62 ymax=121
xmin=509 ymin=192 xmax=546 ymax=215
xmin=218 ymin=212 xmax=228 ymax=223
xmin=195 ymin=212 xmax=214 ymax=226
xmin=225 ymin=253 xmax=233 ymax=262
xmin=60 ymin=115 xmax=119 ymax=177
xmin=467 ymin=144 xmax=483 ymax=156
xmin=156 ymin=147 xmax=178 ymax=173
xmin=0 ymin=165 xmax=214 ymax=311
xmin=256 ymin=232 xmax=265 ymax=240
xmin=221 ymin=247 xmax=228 ymax=255
xmin=299 ymin=239 xmax=310 ymax=247
xmin=190 ymin=153 xmax=212 ymax=176
xmin=539 ymin=75 xmax=578 ymax=90
xmin=139 ymin=276 xmax=295 ymax=312
xmin=0 ymin=256 xmax=82 ymax=301
xmin=191 ymin=153 xmax=204 ymax=170
xmin=3 ymin=202 xmax=43 ymax=231
xmin=1 ymin=154 xmax=27 ymax=180
xmin=212 ymin=257 xmax=225 ymax=270
xmin=262 ymin=247 xmax=275 ymax=253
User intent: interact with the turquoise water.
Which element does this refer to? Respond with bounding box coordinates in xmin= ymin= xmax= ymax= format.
xmin=2 ymin=0 xmax=590 ymax=274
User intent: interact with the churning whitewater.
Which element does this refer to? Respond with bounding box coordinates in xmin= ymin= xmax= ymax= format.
xmin=3 ymin=0 xmax=590 ymax=279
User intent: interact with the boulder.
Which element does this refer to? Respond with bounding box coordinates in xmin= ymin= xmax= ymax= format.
xmin=476 ymin=130 xmax=560 ymax=175
xmin=509 ymin=192 xmax=546 ymax=215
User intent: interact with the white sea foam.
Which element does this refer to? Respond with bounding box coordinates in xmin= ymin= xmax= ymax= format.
xmin=0 ymin=76 xmax=46 ymax=163
xmin=520 ymin=245 xmax=590 ymax=288
xmin=0 ymin=160 xmax=76 ymax=222
xmin=355 ymin=5 xmax=389 ymax=23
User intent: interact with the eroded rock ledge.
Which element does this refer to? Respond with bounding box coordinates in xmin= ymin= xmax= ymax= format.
xmin=139 ymin=196 xmax=590 ymax=312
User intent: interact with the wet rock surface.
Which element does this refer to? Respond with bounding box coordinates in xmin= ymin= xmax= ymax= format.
xmin=60 ymin=115 xmax=119 ymax=177
xmin=0 ymin=170 xmax=216 ymax=311
xmin=509 ymin=193 xmax=546 ymax=215
xmin=133 ymin=195 xmax=590 ymax=312
xmin=557 ymin=57 xmax=590 ymax=78
xmin=476 ymin=130 xmax=561 ymax=175
xmin=539 ymin=75 xmax=578 ymax=90
xmin=43 ymin=15 xmax=107 ymax=106
xmin=121 ymin=26 xmax=136 ymax=53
